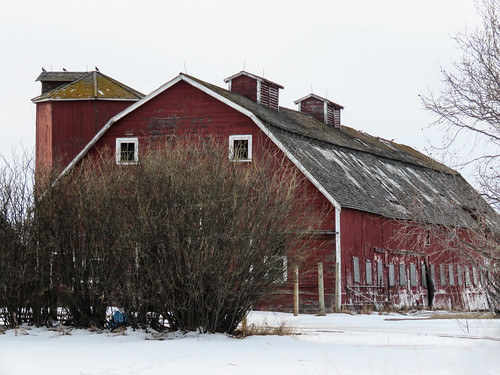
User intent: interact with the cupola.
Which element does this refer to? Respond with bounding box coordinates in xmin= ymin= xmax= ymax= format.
xmin=224 ymin=71 xmax=283 ymax=110
xmin=294 ymin=94 xmax=343 ymax=128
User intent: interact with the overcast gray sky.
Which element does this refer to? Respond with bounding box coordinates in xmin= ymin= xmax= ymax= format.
xmin=0 ymin=0 xmax=481 ymax=180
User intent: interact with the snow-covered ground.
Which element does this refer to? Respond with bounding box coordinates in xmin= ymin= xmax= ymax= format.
xmin=0 ymin=311 xmax=498 ymax=375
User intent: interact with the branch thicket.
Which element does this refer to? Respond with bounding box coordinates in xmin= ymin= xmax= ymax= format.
xmin=1 ymin=139 xmax=318 ymax=333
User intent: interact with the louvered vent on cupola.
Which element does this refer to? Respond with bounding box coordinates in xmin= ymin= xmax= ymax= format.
xmin=224 ymin=71 xmax=283 ymax=110
xmin=294 ymin=94 xmax=343 ymax=128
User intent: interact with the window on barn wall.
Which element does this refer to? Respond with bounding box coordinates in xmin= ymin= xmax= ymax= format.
xmin=388 ymin=264 xmax=395 ymax=286
xmin=464 ymin=266 xmax=471 ymax=287
xmin=457 ymin=265 xmax=463 ymax=286
xmin=440 ymin=265 xmax=446 ymax=286
xmin=410 ymin=263 xmax=417 ymax=287
xmin=229 ymin=135 xmax=252 ymax=162
xmin=366 ymin=260 xmax=372 ymax=285
xmin=353 ymin=257 xmax=360 ymax=283
xmin=472 ymin=267 xmax=479 ymax=286
xmin=430 ymin=264 xmax=435 ymax=284
xmin=449 ymin=265 xmax=455 ymax=286
xmin=399 ymin=264 xmax=406 ymax=286
xmin=116 ymin=138 xmax=138 ymax=165
xmin=263 ymin=255 xmax=288 ymax=282
xmin=281 ymin=256 xmax=288 ymax=282
xmin=377 ymin=261 xmax=383 ymax=286
xmin=421 ymin=264 xmax=427 ymax=286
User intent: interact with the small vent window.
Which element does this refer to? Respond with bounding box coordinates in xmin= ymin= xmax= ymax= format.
xmin=440 ymin=265 xmax=446 ymax=286
xmin=457 ymin=265 xmax=463 ymax=286
xmin=464 ymin=266 xmax=471 ymax=287
xmin=421 ymin=264 xmax=427 ymax=287
xmin=472 ymin=267 xmax=479 ymax=286
xmin=353 ymin=257 xmax=360 ymax=283
xmin=399 ymin=264 xmax=406 ymax=286
xmin=116 ymin=138 xmax=138 ymax=165
xmin=377 ymin=261 xmax=384 ymax=286
xmin=410 ymin=263 xmax=417 ymax=287
xmin=366 ymin=260 xmax=372 ymax=285
xmin=388 ymin=264 xmax=395 ymax=286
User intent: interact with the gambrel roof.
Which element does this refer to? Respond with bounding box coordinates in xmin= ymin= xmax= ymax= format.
xmin=58 ymin=73 xmax=499 ymax=229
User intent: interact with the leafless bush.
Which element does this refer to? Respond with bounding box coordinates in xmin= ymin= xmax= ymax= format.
xmin=2 ymin=138 xmax=318 ymax=332
xmin=33 ymin=157 xmax=135 ymax=328
xmin=129 ymin=139 xmax=317 ymax=333
xmin=0 ymin=153 xmax=36 ymax=327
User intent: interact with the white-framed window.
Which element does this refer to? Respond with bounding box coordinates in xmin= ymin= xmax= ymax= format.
xmin=116 ymin=138 xmax=138 ymax=165
xmin=229 ymin=135 xmax=252 ymax=162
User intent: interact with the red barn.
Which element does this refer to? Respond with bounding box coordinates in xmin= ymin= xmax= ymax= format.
xmin=33 ymin=70 xmax=499 ymax=312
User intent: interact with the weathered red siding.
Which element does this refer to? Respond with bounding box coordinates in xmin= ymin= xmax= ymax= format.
xmin=301 ymin=97 xmax=325 ymax=123
xmin=228 ymin=75 xmax=258 ymax=102
xmin=36 ymin=100 xmax=133 ymax=171
xmin=340 ymin=208 xmax=487 ymax=310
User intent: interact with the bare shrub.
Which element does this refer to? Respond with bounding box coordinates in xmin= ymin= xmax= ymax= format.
xmin=33 ymin=157 xmax=135 ymax=328
xmin=129 ymin=138 xmax=318 ymax=333
xmin=4 ymin=137 xmax=318 ymax=332
xmin=0 ymin=153 xmax=37 ymax=327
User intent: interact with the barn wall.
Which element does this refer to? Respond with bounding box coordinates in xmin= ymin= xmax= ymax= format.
xmin=89 ymin=80 xmax=337 ymax=313
xmin=36 ymin=100 xmax=132 ymax=171
xmin=45 ymin=100 xmax=133 ymax=171
xmin=340 ymin=207 xmax=488 ymax=310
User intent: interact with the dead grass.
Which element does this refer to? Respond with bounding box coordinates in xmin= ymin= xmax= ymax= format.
xmin=234 ymin=320 xmax=295 ymax=338
xmin=48 ymin=326 xmax=73 ymax=336
xmin=427 ymin=311 xmax=498 ymax=320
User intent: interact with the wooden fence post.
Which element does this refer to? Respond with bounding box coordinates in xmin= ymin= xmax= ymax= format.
xmin=293 ymin=265 xmax=299 ymax=316
xmin=241 ymin=316 xmax=248 ymax=336
xmin=318 ymin=262 xmax=325 ymax=316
